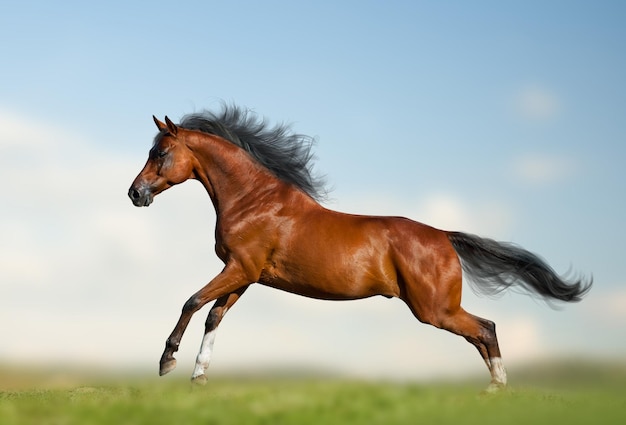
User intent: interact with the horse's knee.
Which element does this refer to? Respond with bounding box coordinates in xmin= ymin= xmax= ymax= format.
xmin=183 ymin=295 xmax=201 ymax=313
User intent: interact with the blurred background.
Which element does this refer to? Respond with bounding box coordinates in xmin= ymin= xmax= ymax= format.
xmin=1 ymin=1 xmax=624 ymax=382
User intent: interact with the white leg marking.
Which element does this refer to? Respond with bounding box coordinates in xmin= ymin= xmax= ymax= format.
xmin=489 ymin=356 xmax=507 ymax=386
xmin=192 ymin=329 xmax=217 ymax=379
xmin=191 ymin=307 xmax=228 ymax=380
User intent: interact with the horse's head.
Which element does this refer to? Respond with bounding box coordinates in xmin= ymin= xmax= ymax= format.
xmin=128 ymin=116 xmax=195 ymax=207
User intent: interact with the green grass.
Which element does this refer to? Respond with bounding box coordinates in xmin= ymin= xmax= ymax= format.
xmin=1 ymin=364 xmax=625 ymax=425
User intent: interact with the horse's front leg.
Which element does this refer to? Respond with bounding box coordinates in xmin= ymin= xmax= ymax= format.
xmin=191 ymin=285 xmax=249 ymax=384
xmin=159 ymin=263 xmax=251 ymax=376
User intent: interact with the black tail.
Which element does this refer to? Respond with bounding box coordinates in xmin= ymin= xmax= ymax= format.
xmin=447 ymin=231 xmax=592 ymax=303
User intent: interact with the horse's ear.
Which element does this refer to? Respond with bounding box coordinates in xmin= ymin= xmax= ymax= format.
xmin=164 ymin=116 xmax=178 ymax=136
xmin=153 ymin=115 xmax=167 ymax=131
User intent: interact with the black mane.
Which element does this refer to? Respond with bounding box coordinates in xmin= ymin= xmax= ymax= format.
xmin=178 ymin=105 xmax=327 ymax=201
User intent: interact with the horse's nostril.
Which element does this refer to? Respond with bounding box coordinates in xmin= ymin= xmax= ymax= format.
xmin=129 ymin=188 xmax=140 ymax=200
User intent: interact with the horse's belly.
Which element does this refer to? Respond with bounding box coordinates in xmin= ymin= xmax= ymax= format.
xmin=258 ymin=263 xmax=399 ymax=301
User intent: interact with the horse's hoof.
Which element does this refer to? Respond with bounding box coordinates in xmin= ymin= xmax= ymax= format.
xmin=159 ymin=358 xmax=177 ymax=376
xmin=191 ymin=374 xmax=208 ymax=386
xmin=484 ymin=382 xmax=506 ymax=394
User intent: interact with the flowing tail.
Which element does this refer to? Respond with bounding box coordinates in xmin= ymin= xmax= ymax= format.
xmin=447 ymin=231 xmax=592 ymax=302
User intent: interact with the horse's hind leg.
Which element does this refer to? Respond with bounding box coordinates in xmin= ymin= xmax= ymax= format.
xmin=191 ymin=285 xmax=249 ymax=384
xmin=401 ymin=257 xmax=507 ymax=391
xmin=441 ymin=309 xmax=507 ymax=392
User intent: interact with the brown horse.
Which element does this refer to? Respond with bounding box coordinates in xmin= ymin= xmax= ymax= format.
xmin=128 ymin=105 xmax=591 ymax=391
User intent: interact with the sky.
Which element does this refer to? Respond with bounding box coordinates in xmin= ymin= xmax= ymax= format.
xmin=1 ymin=1 xmax=625 ymax=382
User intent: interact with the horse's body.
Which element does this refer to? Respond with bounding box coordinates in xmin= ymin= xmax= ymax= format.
xmin=129 ymin=106 xmax=591 ymax=391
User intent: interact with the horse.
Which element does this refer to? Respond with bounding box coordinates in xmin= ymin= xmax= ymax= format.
xmin=128 ymin=105 xmax=592 ymax=392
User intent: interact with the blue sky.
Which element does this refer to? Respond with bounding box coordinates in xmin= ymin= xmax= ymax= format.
xmin=1 ymin=1 xmax=625 ymax=381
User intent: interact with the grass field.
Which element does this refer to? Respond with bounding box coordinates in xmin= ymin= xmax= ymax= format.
xmin=1 ymin=361 xmax=625 ymax=425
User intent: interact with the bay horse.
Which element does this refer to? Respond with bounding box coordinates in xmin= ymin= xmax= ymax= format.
xmin=128 ymin=105 xmax=591 ymax=392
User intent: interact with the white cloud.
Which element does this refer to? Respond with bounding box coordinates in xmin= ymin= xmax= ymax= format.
xmin=418 ymin=194 xmax=514 ymax=236
xmin=513 ymin=154 xmax=577 ymax=185
xmin=514 ymin=85 xmax=561 ymax=121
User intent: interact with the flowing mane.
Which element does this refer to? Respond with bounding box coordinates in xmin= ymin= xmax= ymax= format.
xmin=178 ymin=106 xmax=327 ymax=201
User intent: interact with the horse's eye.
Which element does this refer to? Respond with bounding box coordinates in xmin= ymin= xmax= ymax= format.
xmin=157 ymin=150 xmax=167 ymax=158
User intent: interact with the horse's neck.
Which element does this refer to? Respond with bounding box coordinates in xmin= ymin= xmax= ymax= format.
xmin=189 ymin=134 xmax=293 ymax=216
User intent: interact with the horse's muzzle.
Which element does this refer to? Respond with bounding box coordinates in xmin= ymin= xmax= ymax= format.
xmin=128 ymin=186 xmax=153 ymax=207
